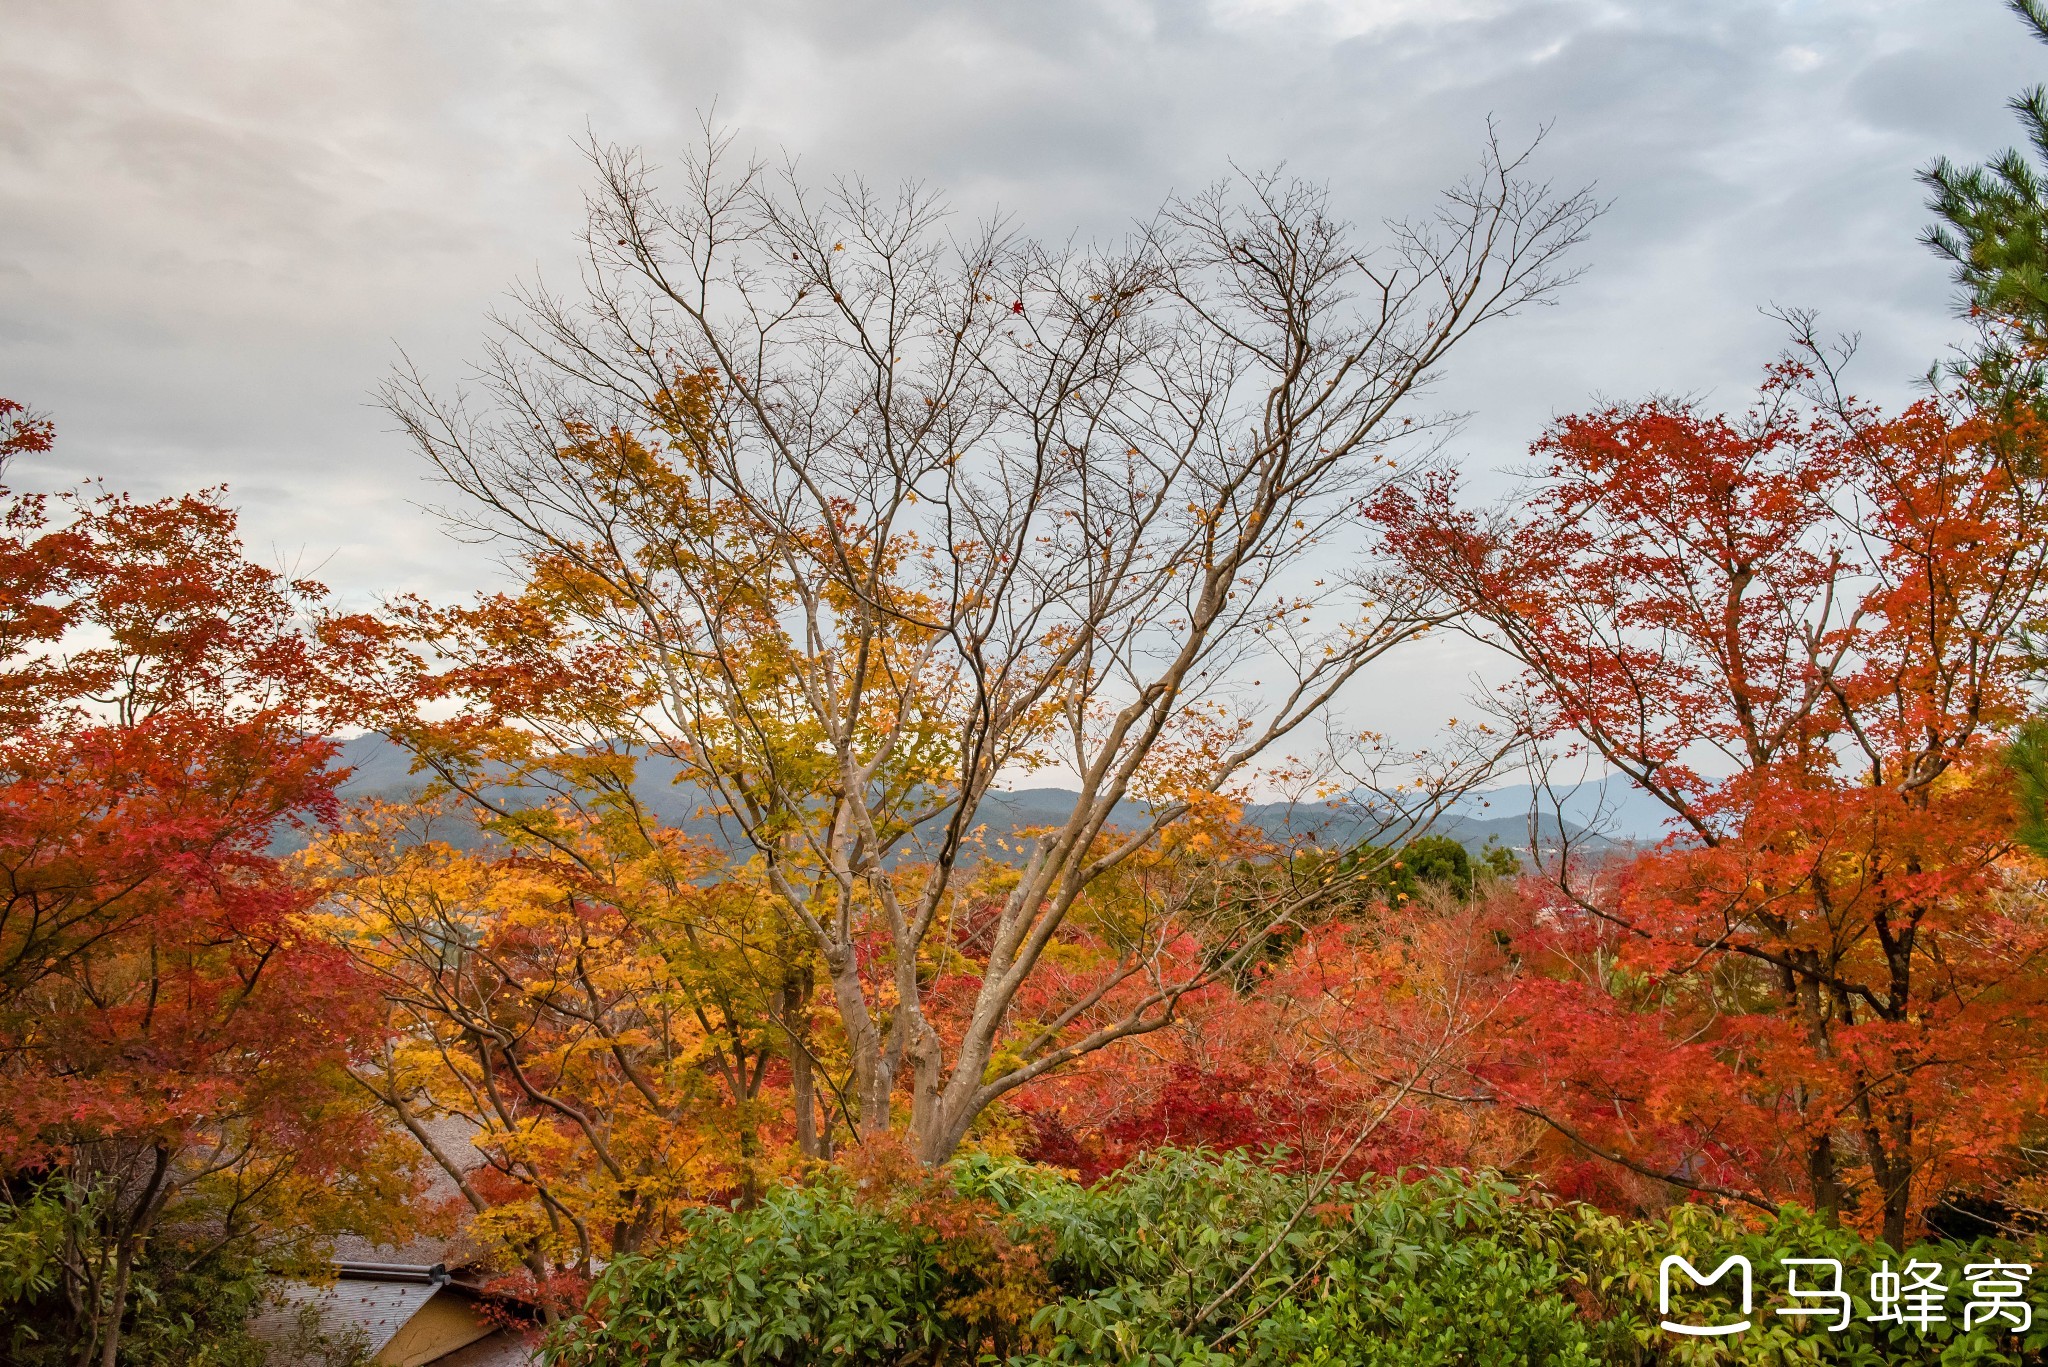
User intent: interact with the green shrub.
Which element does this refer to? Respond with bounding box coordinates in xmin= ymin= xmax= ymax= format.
xmin=1002 ymin=1153 xmax=1593 ymax=1366
xmin=1 ymin=1181 xmax=287 ymax=1367
xmin=546 ymin=1151 xmax=2048 ymax=1366
xmin=548 ymin=1149 xmax=1055 ymax=1367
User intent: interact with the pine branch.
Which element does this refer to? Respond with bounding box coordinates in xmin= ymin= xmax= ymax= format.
xmin=2006 ymin=717 xmax=2048 ymax=860
xmin=2013 ymin=0 xmax=2048 ymax=46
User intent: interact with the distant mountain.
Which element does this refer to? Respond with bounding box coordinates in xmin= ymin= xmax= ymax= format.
xmin=1439 ymin=772 xmax=1676 ymax=845
xmin=331 ymin=731 xmax=424 ymax=796
xmin=317 ymin=733 xmax=1635 ymax=862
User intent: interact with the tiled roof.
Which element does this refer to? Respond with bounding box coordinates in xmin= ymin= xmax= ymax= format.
xmin=252 ymin=1117 xmax=543 ymax=1362
xmin=425 ymin=1330 xmax=540 ymax=1366
xmin=333 ymin=1113 xmax=493 ymax=1271
xmin=250 ymin=1278 xmax=439 ymax=1360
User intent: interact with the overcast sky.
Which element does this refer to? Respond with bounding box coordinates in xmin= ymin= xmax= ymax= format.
xmin=3 ymin=0 xmax=2038 ymax=740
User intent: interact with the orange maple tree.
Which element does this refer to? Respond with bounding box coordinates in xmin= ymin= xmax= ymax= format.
xmin=308 ymin=789 xmax=814 ymax=1314
xmin=1371 ymin=349 xmax=2048 ymax=1243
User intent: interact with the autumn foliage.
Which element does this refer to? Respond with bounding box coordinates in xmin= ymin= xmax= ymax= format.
xmin=1012 ymin=899 xmax=1532 ymax=1185
xmin=17 ymin=100 xmax=2048 ymax=1367
xmin=13 ymin=323 xmax=2048 ymax=1367
xmin=0 ymin=404 xmax=408 ymax=1365
xmin=294 ymin=344 xmax=2048 ymax=1302
xmin=309 ymin=791 xmax=817 ymax=1307
xmin=1368 ymin=352 xmax=2048 ymax=1245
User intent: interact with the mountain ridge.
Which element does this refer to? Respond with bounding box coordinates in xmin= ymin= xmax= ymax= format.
xmin=320 ymin=733 xmax=1654 ymax=860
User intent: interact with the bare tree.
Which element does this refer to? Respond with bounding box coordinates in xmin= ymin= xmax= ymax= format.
xmin=381 ymin=125 xmax=1595 ymax=1163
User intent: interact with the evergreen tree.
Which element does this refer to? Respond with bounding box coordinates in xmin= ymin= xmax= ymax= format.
xmin=1924 ymin=6 xmax=2048 ymax=895
xmin=1923 ymin=0 xmax=2048 ymax=341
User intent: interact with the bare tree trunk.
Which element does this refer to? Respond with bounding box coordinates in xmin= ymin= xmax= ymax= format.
xmin=91 ymin=1144 xmax=170 ymax=1367
xmin=96 ymin=1242 xmax=133 ymax=1367
xmin=1787 ymin=961 xmax=1843 ymax=1220
xmin=790 ymin=1036 xmax=820 ymax=1158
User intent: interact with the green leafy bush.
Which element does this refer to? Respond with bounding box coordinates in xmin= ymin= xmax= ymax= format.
xmin=998 ymin=1153 xmax=1593 ymax=1367
xmin=546 ymin=1151 xmax=2048 ymax=1366
xmin=1 ymin=1180 xmax=289 ymax=1367
xmin=548 ymin=1148 xmax=1053 ymax=1367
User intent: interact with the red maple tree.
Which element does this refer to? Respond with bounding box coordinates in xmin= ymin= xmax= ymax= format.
xmin=1371 ymin=354 xmax=2048 ymax=1243
xmin=1013 ymin=902 xmax=1531 ymax=1185
xmin=0 ymin=402 xmax=402 ymax=1366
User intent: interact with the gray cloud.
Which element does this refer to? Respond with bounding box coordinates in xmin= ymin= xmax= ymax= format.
xmin=1 ymin=0 xmax=2037 ymax=729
